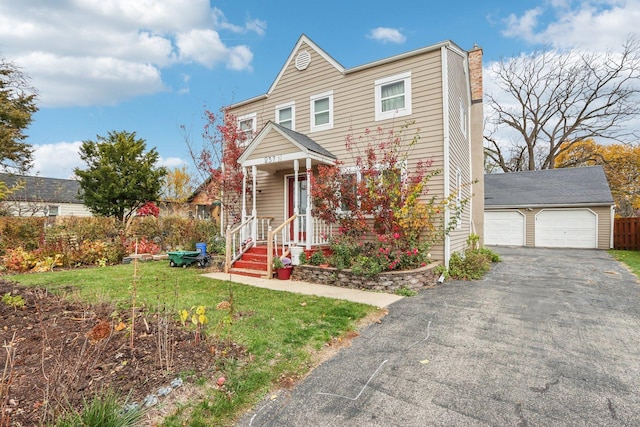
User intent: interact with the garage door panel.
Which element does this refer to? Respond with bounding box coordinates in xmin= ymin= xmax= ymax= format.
xmin=535 ymin=209 xmax=596 ymax=249
xmin=485 ymin=211 xmax=525 ymax=246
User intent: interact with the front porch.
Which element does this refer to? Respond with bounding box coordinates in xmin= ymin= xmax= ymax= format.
xmin=224 ymin=215 xmax=332 ymax=278
xmin=223 ymin=121 xmax=338 ymax=278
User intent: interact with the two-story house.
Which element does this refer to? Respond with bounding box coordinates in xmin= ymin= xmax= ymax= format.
xmin=224 ymin=34 xmax=484 ymax=274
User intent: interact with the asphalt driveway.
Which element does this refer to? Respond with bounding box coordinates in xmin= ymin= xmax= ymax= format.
xmin=238 ymin=247 xmax=640 ymax=426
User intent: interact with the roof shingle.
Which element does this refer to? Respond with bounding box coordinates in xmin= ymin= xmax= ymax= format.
xmin=485 ymin=166 xmax=614 ymax=207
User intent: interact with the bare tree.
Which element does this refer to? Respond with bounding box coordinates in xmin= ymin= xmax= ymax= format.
xmin=485 ymin=36 xmax=640 ymax=172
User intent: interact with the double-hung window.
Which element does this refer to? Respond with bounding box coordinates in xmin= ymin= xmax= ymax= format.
xmin=275 ymin=102 xmax=295 ymax=129
xmin=237 ymin=113 xmax=256 ymax=145
xmin=374 ymin=71 xmax=412 ymax=121
xmin=310 ymin=91 xmax=333 ymax=132
xmin=339 ymin=168 xmax=360 ymax=213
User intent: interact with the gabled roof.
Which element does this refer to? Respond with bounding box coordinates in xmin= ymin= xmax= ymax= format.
xmin=228 ymin=34 xmax=465 ymax=109
xmin=271 ymin=122 xmax=336 ymax=159
xmin=0 ymin=173 xmax=83 ymax=204
xmin=485 ymin=166 xmax=614 ymax=208
xmin=238 ymin=121 xmax=336 ymax=168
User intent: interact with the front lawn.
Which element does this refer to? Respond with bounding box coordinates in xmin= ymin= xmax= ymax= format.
xmin=5 ymin=261 xmax=380 ymax=426
xmin=610 ymin=250 xmax=640 ymax=278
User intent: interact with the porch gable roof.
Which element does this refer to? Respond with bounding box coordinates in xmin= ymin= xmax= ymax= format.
xmin=238 ymin=121 xmax=336 ymax=169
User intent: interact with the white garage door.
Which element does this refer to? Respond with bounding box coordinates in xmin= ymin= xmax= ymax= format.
xmin=535 ymin=209 xmax=597 ymax=248
xmin=485 ymin=211 xmax=525 ymax=246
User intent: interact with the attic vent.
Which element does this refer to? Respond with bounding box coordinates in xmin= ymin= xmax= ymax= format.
xmin=295 ymin=50 xmax=311 ymax=71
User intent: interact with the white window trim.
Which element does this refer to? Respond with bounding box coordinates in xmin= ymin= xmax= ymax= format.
xmin=459 ymin=99 xmax=467 ymax=137
xmin=275 ymin=101 xmax=296 ymax=130
xmin=374 ymin=71 xmax=412 ymax=122
xmin=337 ymin=166 xmax=361 ymax=215
xmin=337 ymin=161 xmax=409 ymax=215
xmin=47 ymin=205 xmax=59 ymax=217
xmin=310 ymin=90 xmax=334 ymax=132
xmin=237 ymin=112 xmax=257 ymax=145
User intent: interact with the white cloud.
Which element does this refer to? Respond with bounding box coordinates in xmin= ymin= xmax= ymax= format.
xmin=158 ymin=156 xmax=187 ymax=169
xmin=176 ymin=29 xmax=228 ymax=68
xmin=30 ymin=141 xmax=84 ymax=179
xmin=0 ymin=1 xmax=264 ymax=107
xmin=502 ymin=8 xmax=544 ymax=42
xmin=366 ymin=27 xmax=406 ymax=44
xmin=30 ymin=142 xmax=189 ymax=179
xmin=502 ymin=0 xmax=640 ymax=50
xmin=19 ymin=52 xmax=166 ymax=107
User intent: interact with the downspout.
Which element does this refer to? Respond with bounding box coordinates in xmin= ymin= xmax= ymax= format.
xmin=610 ymin=205 xmax=615 ymax=249
xmin=441 ymin=46 xmax=451 ymax=267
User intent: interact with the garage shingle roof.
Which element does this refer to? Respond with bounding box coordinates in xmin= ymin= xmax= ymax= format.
xmin=485 ymin=166 xmax=614 ymax=208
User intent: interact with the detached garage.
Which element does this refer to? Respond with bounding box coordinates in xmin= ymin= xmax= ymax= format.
xmin=484 ymin=166 xmax=614 ymax=249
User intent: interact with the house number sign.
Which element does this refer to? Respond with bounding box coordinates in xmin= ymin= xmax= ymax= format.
xmin=264 ymin=155 xmax=282 ymax=163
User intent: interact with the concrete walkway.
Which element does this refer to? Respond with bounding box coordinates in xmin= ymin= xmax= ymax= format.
xmin=201 ymin=272 xmax=403 ymax=308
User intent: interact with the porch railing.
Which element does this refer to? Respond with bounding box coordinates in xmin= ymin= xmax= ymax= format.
xmin=255 ymin=216 xmax=273 ymax=243
xmin=311 ymin=217 xmax=332 ymax=246
xmin=224 ymin=215 xmax=254 ymax=273
xmin=265 ymin=215 xmax=297 ymax=278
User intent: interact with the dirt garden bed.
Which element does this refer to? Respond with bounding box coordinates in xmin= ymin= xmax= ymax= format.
xmin=0 ymin=279 xmax=247 ymax=426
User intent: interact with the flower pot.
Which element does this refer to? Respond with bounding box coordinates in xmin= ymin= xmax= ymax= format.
xmin=276 ymin=266 xmax=293 ymax=280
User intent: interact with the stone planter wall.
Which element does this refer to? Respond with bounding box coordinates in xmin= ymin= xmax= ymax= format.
xmin=291 ymin=263 xmax=440 ymax=293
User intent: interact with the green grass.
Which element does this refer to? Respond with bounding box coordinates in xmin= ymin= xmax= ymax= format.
xmin=6 ymin=261 xmax=379 ymax=426
xmin=610 ymin=250 xmax=640 ymax=278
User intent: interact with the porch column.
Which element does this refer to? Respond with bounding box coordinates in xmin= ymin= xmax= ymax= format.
xmin=251 ymin=165 xmax=257 ymax=241
xmin=293 ymin=159 xmax=299 ymax=245
xmin=305 ymin=157 xmax=312 ymax=250
xmin=241 ymin=167 xmax=247 ymax=241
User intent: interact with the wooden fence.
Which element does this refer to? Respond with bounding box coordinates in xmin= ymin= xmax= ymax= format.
xmin=614 ymin=218 xmax=640 ymax=250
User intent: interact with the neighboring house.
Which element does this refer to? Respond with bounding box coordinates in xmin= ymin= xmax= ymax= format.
xmin=0 ymin=173 xmax=92 ymax=217
xmin=158 ymin=177 xmax=221 ymax=221
xmin=185 ymin=177 xmax=221 ymax=221
xmin=225 ymin=34 xmax=484 ymax=267
xmin=484 ymin=166 xmax=615 ymax=249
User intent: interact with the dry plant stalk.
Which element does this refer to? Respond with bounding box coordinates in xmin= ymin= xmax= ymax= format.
xmin=131 ymin=238 xmax=138 ymax=349
xmin=0 ymin=333 xmax=17 ymax=427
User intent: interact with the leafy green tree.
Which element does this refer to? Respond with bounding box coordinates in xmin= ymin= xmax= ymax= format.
xmin=0 ymin=55 xmax=38 ymax=173
xmin=75 ymin=131 xmax=167 ymax=225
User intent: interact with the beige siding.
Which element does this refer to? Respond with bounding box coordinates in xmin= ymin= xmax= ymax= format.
xmin=247 ymin=133 xmax=300 ymax=161
xmin=228 ymin=38 xmax=479 ymax=262
xmin=445 ymin=47 xmax=473 ymax=255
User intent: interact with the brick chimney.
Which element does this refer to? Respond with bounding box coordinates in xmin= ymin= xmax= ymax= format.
xmin=468 ymin=44 xmax=483 ymax=103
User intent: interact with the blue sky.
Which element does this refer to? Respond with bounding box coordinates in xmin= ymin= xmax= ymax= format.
xmin=1 ymin=0 xmax=638 ymax=179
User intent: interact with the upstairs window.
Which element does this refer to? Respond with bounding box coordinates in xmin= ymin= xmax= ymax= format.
xmin=310 ymin=91 xmax=333 ymax=132
xmin=375 ymin=72 xmax=412 ymax=121
xmin=459 ymin=99 xmax=468 ymax=137
xmin=237 ymin=113 xmax=256 ymax=145
xmin=276 ymin=102 xmax=295 ymax=129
